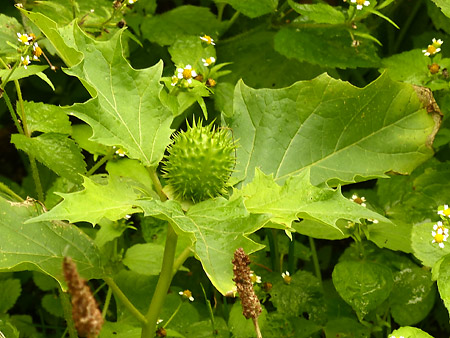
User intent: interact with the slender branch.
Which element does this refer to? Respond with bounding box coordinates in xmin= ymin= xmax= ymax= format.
xmin=0 ymin=182 xmax=24 ymax=201
xmin=308 ymin=237 xmax=322 ymax=287
xmin=1 ymin=87 xmax=24 ymax=134
xmin=86 ymin=152 xmax=114 ymax=176
xmin=141 ymin=224 xmax=178 ymax=338
xmin=102 ymin=285 xmax=113 ymax=319
xmin=172 ymin=245 xmax=192 ymax=277
xmin=252 ymin=317 xmax=263 ymax=338
xmin=104 ymin=277 xmax=147 ymax=325
xmin=58 ymin=287 xmax=78 ymax=338
xmin=162 ymin=301 xmax=182 ymax=328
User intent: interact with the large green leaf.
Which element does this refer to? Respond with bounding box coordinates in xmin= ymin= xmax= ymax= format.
xmin=332 ymin=260 xmax=393 ymax=320
xmin=0 ymin=14 xmax=23 ymax=57
xmin=288 ymin=1 xmax=345 ymax=24
xmin=19 ymin=9 xmax=83 ymax=67
xmin=213 ymin=0 xmax=278 ymax=18
xmin=435 ymin=255 xmax=450 ymax=317
xmin=27 ymin=175 xmax=142 ymax=226
xmin=23 ymin=101 xmax=72 ymax=135
xmin=63 ymin=27 xmax=173 ymax=167
xmin=140 ymin=6 xmax=224 ymax=46
xmin=136 ymin=197 xmax=270 ymax=295
xmin=235 ymin=168 xmax=387 ymax=232
xmin=0 ymin=196 xmax=105 ymax=288
xmin=430 ymin=0 xmax=450 ymax=18
xmin=11 ymin=133 xmax=86 ymax=185
xmin=229 ymin=73 xmax=438 ymax=187
xmin=274 ymin=27 xmax=380 ymax=69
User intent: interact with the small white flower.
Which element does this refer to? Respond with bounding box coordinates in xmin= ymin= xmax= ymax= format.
xmin=438 ymin=204 xmax=450 ymax=217
xmin=350 ymin=194 xmax=366 ymax=207
xmin=250 ymin=271 xmax=262 ymax=284
xmin=281 ymin=271 xmax=291 ymax=284
xmin=179 ymin=290 xmax=194 ymax=302
xmin=432 ymin=221 xmax=449 ymax=248
xmin=200 ymin=35 xmax=215 ymax=45
xmin=128 ymin=0 xmax=137 ymax=4
xmin=17 ymin=32 xmax=31 ymax=45
xmin=350 ymin=0 xmax=370 ymax=10
xmin=202 ymin=57 xmax=216 ymax=66
xmin=176 ymin=65 xmax=197 ymax=84
xmin=156 ymin=319 xmax=163 ymax=324
xmin=21 ymin=55 xmax=30 ymax=69
xmin=433 ymin=38 xmax=443 ymax=47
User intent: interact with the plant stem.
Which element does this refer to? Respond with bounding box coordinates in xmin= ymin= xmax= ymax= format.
xmin=162 ymin=301 xmax=182 ymax=328
xmin=267 ymin=229 xmax=280 ymax=272
xmin=0 ymin=182 xmax=23 ymax=201
xmin=58 ymin=287 xmax=78 ymax=338
xmin=172 ymin=245 xmax=191 ymax=276
xmin=1 ymin=87 xmax=24 ymax=134
xmin=308 ymin=236 xmax=322 ymax=287
xmin=141 ymin=224 xmax=178 ymax=338
xmin=287 ymin=236 xmax=295 ymax=274
xmin=252 ymin=317 xmax=263 ymax=338
xmin=86 ymin=152 xmax=114 ymax=176
xmin=102 ymin=285 xmax=113 ymax=319
xmin=104 ymin=277 xmax=147 ymax=324
xmin=148 ymin=167 xmax=167 ymax=201
xmin=392 ymin=0 xmax=422 ymax=54
xmin=217 ymin=2 xmax=226 ymax=21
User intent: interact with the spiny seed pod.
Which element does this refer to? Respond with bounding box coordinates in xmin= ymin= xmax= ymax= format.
xmin=163 ymin=120 xmax=236 ymax=202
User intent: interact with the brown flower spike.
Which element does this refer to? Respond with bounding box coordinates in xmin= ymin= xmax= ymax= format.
xmin=232 ymin=248 xmax=262 ymax=338
xmin=63 ymin=257 xmax=103 ymax=338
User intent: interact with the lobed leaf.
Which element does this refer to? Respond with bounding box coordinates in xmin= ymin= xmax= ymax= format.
xmin=64 ymin=27 xmax=173 ymax=167
xmin=23 ymin=101 xmax=72 ymax=135
xmin=430 ymin=0 xmax=450 ymax=18
xmin=136 ymin=197 xmax=270 ymax=295
xmin=230 ymin=72 xmax=438 ymax=187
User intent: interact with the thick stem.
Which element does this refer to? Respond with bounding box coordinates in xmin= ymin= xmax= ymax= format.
xmin=104 ymin=277 xmax=147 ymax=324
xmin=252 ymin=317 xmax=263 ymax=338
xmin=141 ymin=224 xmax=178 ymax=338
xmin=267 ymin=229 xmax=280 ymax=272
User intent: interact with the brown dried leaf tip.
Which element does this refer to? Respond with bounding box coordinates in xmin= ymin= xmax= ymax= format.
xmin=232 ymin=248 xmax=262 ymax=320
xmin=63 ymin=257 xmax=103 ymax=338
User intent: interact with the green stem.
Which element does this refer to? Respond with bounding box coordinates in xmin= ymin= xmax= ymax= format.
xmin=0 ymin=58 xmax=20 ymax=90
xmin=308 ymin=236 xmax=322 ymax=287
xmin=162 ymin=301 xmax=182 ymax=328
xmin=0 ymin=182 xmax=23 ymax=201
xmin=148 ymin=167 xmax=167 ymax=201
xmin=104 ymin=277 xmax=147 ymax=324
xmin=86 ymin=152 xmax=114 ymax=176
xmin=225 ymin=10 xmax=240 ymax=31
xmin=267 ymin=229 xmax=280 ymax=272
xmin=14 ymin=79 xmax=29 ymax=134
xmin=141 ymin=224 xmax=178 ymax=338
xmin=287 ymin=236 xmax=295 ymax=274
xmin=102 ymin=285 xmax=113 ymax=319
xmin=217 ymin=2 xmax=226 ymax=21
xmin=29 ymin=155 xmax=44 ymax=202
xmin=172 ymin=245 xmax=192 ymax=276
xmin=58 ymin=287 xmax=78 ymax=338
xmin=1 ymin=87 xmax=24 ymax=134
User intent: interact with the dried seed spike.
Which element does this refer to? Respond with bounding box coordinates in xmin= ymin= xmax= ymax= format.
xmin=63 ymin=257 xmax=103 ymax=338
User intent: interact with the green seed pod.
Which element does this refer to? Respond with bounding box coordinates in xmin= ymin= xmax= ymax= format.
xmin=163 ymin=120 xmax=236 ymax=202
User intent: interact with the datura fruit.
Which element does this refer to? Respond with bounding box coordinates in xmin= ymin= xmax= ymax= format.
xmin=163 ymin=120 xmax=236 ymax=202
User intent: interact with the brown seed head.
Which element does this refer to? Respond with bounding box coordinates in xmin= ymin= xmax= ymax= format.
xmin=63 ymin=257 xmax=103 ymax=338
xmin=232 ymin=248 xmax=262 ymax=320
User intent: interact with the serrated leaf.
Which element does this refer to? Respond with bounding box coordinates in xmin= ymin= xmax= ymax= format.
xmin=288 ymin=1 xmax=345 ymax=24
xmin=27 ymin=175 xmax=142 ymax=226
xmin=23 ymin=101 xmax=71 ymax=135
xmin=122 ymin=243 xmax=165 ymax=276
xmin=389 ymin=263 xmax=435 ymax=326
xmin=11 ymin=133 xmax=86 ymax=184
xmin=0 ymin=279 xmax=21 ymax=313
xmin=230 ymin=72 xmax=437 ymax=187
xmin=63 ymin=27 xmax=173 ymax=167
xmin=214 ymin=0 xmax=278 ymax=18
xmin=430 ymin=0 xmax=450 ymax=18
xmin=236 ymin=168 xmax=387 ymax=231
xmin=19 ymin=9 xmax=82 ymax=67
xmin=274 ymin=27 xmax=381 ymax=68
xmin=141 ymin=6 xmax=224 ymax=46
xmin=136 ymin=197 xmax=270 ymax=295
xmin=0 ymin=196 xmax=105 ymax=289
xmin=332 ymin=260 xmax=393 ymax=320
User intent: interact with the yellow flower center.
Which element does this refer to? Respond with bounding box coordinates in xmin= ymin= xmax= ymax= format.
xmin=22 ymin=59 xmax=29 ymax=66
xmin=19 ymin=35 xmax=28 ymax=44
xmin=182 ymin=290 xmax=192 ymax=298
xmin=435 ymin=233 xmax=445 ymax=243
xmin=427 ymin=45 xmax=437 ymax=55
xmin=34 ymin=46 xmax=43 ymax=57
xmin=443 ymin=209 xmax=450 ymax=217
xmin=182 ymin=68 xmax=192 ymax=79
xmin=202 ymin=35 xmax=213 ymax=44
xmin=356 ymin=0 xmax=366 ymax=5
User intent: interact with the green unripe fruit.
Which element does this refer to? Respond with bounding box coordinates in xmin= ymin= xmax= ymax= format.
xmin=163 ymin=121 xmax=236 ymax=202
